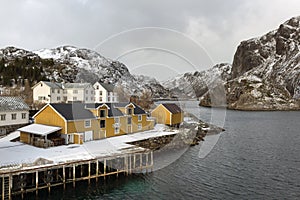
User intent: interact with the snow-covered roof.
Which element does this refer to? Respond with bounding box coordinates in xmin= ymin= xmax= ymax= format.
xmin=0 ymin=96 xmax=29 ymax=112
xmin=96 ymin=82 xmax=115 ymax=92
xmin=0 ymin=124 xmax=178 ymax=168
xmin=43 ymin=81 xmax=63 ymax=89
xmin=64 ymin=83 xmax=91 ymax=89
xmin=18 ymin=124 xmax=61 ymax=136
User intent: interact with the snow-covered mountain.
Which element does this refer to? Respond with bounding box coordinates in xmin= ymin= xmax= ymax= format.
xmin=200 ymin=16 xmax=300 ymax=110
xmin=0 ymin=46 xmax=171 ymax=99
xmin=164 ymin=63 xmax=232 ymax=99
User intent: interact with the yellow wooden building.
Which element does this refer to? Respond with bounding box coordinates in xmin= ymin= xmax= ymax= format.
xmin=19 ymin=102 xmax=154 ymax=147
xmin=151 ymin=103 xmax=184 ymax=127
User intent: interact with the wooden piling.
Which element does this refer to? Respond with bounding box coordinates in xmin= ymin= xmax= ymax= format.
xmin=72 ymin=164 xmax=76 ymax=188
xmin=96 ymin=160 xmax=99 ymax=182
xmin=88 ymin=161 xmax=91 ymax=184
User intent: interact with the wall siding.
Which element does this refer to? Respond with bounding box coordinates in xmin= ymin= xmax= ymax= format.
xmin=20 ymin=132 xmax=30 ymax=144
xmin=34 ymin=106 xmax=66 ymax=134
xmin=151 ymin=105 xmax=171 ymax=125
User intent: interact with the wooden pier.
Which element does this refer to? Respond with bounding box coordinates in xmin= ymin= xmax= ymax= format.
xmin=0 ymin=151 xmax=153 ymax=200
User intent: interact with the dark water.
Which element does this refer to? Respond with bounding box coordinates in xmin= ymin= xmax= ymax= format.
xmin=29 ymin=101 xmax=300 ymax=199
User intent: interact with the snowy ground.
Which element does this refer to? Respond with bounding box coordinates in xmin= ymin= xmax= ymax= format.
xmin=0 ymin=124 xmax=178 ymax=169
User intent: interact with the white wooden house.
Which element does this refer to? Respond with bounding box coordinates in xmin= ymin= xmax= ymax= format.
xmin=94 ymin=82 xmax=118 ymax=103
xmin=32 ymin=81 xmax=94 ymax=104
xmin=0 ymin=96 xmax=29 ymax=135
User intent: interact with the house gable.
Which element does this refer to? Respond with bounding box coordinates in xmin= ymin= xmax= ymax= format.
xmin=33 ymin=104 xmax=67 ymax=134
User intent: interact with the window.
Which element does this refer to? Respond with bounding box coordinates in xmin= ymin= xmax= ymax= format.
xmin=138 ymin=115 xmax=142 ymax=122
xmin=108 ymin=97 xmax=110 ymax=102
xmin=96 ymin=86 xmax=99 ymax=90
xmin=91 ymin=97 xmax=93 ymax=101
xmin=138 ymin=123 xmax=142 ymax=131
xmin=38 ymin=96 xmax=46 ymax=100
xmin=99 ymin=97 xmax=102 ymax=102
xmin=73 ymin=97 xmax=77 ymax=101
xmin=73 ymin=90 xmax=78 ymax=94
xmin=127 ymin=108 xmax=133 ymax=115
xmin=11 ymin=113 xmax=17 ymax=120
xmin=0 ymin=114 xmax=6 ymax=121
xmin=52 ymin=89 xmax=55 ymax=93
xmin=115 ymin=127 xmax=120 ymax=134
xmin=100 ymin=120 xmax=105 ymax=128
xmin=100 ymin=110 xmax=106 ymax=118
xmin=85 ymin=120 xmax=91 ymax=128
xmin=127 ymin=117 xmax=132 ymax=125
xmin=22 ymin=113 xmax=26 ymax=119
xmin=57 ymin=96 xmax=61 ymax=101
xmin=63 ymin=90 xmax=67 ymax=94
xmin=57 ymin=90 xmax=60 ymax=94
xmin=100 ymin=91 xmax=102 ymax=95
xmin=86 ymin=97 xmax=88 ymax=101
xmin=115 ymin=117 xmax=120 ymax=124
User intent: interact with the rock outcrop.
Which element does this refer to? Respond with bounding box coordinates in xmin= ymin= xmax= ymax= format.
xmin=200 ymin=16 xmax=300 ymax=110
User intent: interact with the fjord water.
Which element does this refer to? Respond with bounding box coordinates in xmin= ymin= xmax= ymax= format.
xmin=38 ymin=101 xmax=300 ymax=199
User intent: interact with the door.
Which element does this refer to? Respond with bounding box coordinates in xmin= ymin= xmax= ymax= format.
xmin=127 ymin=125 xmax=132 ymax=133
xmin=84 ymin=131 xmax=93 ymax=142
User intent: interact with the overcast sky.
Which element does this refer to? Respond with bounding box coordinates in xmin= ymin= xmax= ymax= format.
xmin=1 ymin=0 xmax=300 ymax=80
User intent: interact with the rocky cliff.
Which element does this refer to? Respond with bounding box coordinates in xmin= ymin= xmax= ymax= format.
xmin=200 ymin=16 xmax=300 ymax=110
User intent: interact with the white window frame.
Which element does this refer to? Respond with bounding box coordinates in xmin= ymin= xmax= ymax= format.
xmin=73 ymin=90 xmax=78 ymax=94
xmin=85 ymin=120 xmax=91 ymax=128
xmin=0 ymin=114 xmax=6 ymax=121
xmin=138 ymin=115 xmax=142 ymax=122
xmin=114 ymin=127 xmax=120 ymax=134
xmin=21 ymin=113 xmax=26 ymax=119
xmin=11 ymin=113 xmax=17 ymax=120
xmin=100 ymin=109 xmax=106 ymax=118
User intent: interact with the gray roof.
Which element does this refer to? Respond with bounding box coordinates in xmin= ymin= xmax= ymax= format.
xmin=0 ymin=96 xmax=29 ymax=112
xmin=85 ymin=103 xmax=124 ymax=117
xmin=64 ymin=83 xmax=91 ymax=89
xmin=98 ymin=82 xmax=115 ymax=92
xmin=50 ymin=103 xmax=96 ymax=120
xmin=115 ymin=102 xmax=146 ymax=115
xmin=42 ymin=81 xmax=62 ymax=89
xmin=162 ymin=103 xmax=183 ymax=114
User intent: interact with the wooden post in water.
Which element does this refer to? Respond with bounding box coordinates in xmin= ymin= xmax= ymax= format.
xmin=129 ymin=154 xmax=132 ymax=174
xmin=103 ymin=159 xmax=106 ymax=180
xmin=146 ymin=152 xmax=149 ymax=173
xmin=35 ymin=171 xmax=39 ymax=195
xmin=88 ymin=161 xmax=91 ymax=184
xmin=124 ymin=155 xmax=128 ymax=175
xmin=8 ymin=174 xmax=12 ymax=200
xmin=2 ymin=176 xmax=4 ymax=200
xmin=63 ymin=165 xmax=66 ymax=190
xmin=73 ymin=164 xmax=76 ymax=188
xmin=140 ymin=154 xmax=143 ymax=172
xmin=96 ymin=160 xmax=99 ymax=182
xmin=133 ymin=154 xmax=136 ymax=173
xmin=151 ymin=151 xmax=154 ymax=172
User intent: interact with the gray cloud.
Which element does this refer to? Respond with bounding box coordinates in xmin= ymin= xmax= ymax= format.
xmin=0 ymin=0 xmax=300 ymax=79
